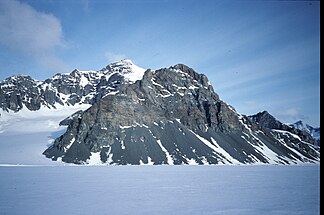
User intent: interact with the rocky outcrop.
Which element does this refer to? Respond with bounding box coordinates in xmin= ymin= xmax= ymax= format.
xmin=43 ymin=64 xmax=320 ymax=165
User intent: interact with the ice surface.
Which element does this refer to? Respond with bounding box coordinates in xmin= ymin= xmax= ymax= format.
xmin=0 ymin=165 xmax=320 ymax=215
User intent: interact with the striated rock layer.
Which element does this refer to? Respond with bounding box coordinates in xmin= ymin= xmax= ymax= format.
xmin=43 ymin=64 xmax=320 ymax=165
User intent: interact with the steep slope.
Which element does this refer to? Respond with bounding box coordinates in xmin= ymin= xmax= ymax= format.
xmin=0 ymin=59 xmax=145 ymax=112
xmin=43 ymin=64 xmax=320 ymax=165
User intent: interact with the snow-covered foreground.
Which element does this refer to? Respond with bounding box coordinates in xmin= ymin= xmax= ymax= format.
xmin=0 ymin=165 xmax=320 ymax=215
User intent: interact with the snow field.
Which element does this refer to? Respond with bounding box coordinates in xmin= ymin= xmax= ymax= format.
xmin=0 ymin=165 xmax=320 ymax=215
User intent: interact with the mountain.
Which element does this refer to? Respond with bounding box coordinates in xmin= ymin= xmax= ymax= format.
xmin=39 ymin=62 xmax=320 ymax=165
xmin=289 ymin=120 xmax=320 ymax=146
xmin=248 ymin=111 xmax=317 ymax=145
xmin=0 ymin=59 xmax=145 ymax=112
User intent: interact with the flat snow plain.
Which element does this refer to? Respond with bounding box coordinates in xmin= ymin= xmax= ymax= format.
xmin=0 ymin=165 xmax=320 ymax=215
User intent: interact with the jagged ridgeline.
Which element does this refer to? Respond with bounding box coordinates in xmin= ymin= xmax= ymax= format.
xmin=41 ymin=63 xmax=319 ymax=165
xmin=0 ymin=60 xmax=145 ymax=112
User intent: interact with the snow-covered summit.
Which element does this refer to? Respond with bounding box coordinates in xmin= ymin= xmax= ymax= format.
xmin=101 ymin=59 xmax=146 ymax=83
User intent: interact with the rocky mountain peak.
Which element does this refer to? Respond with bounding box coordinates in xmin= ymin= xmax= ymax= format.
xmin=100 ymin=59 xmax=146 ymax=83
xmin=249 ymin=110 xmax=281 ymax=129
xmin=43 ymin=64 xmax=320 ymax=165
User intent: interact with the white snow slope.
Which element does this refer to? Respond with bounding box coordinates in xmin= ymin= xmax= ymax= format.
xmin=0 ymin=105 xmax=91 ymax=165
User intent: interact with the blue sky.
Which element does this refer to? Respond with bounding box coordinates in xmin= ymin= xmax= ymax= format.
xmin=0 ymin=0 xmax=320 ymax=127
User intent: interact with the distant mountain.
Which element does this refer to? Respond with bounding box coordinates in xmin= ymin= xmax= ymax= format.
xmin=248 ymin=111 xmax=317 ymax=145
xmin=0 ymin=59 xmax=145 ymax=112
xmin=289 ymin=120 xmax=320 ymax=146
xmin=37 ymin=62 xmax=319 ymax=165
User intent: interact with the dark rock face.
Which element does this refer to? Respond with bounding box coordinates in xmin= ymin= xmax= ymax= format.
xmin=0 ymin=76 xmax=40 ymax=111
xmin=43 ymin=65 xmax=320 ymax=165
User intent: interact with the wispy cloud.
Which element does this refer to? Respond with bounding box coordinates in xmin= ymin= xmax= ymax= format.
xmin=0 ymin=0 xmax=68 ymax=73
xmin=104 ymin=52 xmax=127 ymax=63
xmin=213 ymin=38 xmax=317 ymax=92
xmin=274 ymin=108 xmax=308 ymax=124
